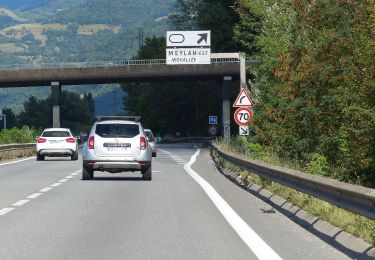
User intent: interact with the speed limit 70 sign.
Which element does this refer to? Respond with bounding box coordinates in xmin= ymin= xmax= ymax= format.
xmin=234 ymin=107 xmax=253 ymax=126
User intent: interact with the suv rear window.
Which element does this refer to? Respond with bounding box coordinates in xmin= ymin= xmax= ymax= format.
xmin=42 ymin=131 xmax=71 ymax=137
xmin=95 ymin=124 xmax=140 ymax=138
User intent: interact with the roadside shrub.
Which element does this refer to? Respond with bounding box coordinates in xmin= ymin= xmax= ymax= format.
xmin=0 ymin=126 xmax=38 ymax=144
xmin=306 ymin=153 xmax=330 ymax=176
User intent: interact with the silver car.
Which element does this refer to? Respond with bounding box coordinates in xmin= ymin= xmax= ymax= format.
xmin=81 ymin=116 xmax=152 ymax=180
xmin=144 ymin=129 xmax=157 ymax=157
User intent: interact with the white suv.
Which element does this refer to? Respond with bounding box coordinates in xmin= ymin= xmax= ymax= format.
xmin=81 ymin=116 xmax=152 ymax=180
xmin=36 ymin=128 xmax=78 ymax=161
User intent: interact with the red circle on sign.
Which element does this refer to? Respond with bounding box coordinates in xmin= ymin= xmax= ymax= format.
xmin=234 ymin=107 xmax=253 ymax=126
xmin=208 ymin=125 xmax=218 ymax=136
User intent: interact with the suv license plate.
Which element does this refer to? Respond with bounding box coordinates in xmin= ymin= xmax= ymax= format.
xmin=107 ymin=147 xmax=129 ymax=152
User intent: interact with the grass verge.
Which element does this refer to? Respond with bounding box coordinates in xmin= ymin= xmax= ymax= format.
xmin=212 ymin=146 xmax=375 ymax=245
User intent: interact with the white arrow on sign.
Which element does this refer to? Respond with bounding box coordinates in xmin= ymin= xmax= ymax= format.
xmin=233 ymin=88 xmax=254 ymax=107
xmin=239 ymin=126 xmax=249 ymax=136
xmin=166 ymin=31 xmax=211 ymax=47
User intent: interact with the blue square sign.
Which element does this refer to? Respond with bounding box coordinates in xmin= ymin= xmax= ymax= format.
xmin=209 ymin=116 xmax=218 ymax=125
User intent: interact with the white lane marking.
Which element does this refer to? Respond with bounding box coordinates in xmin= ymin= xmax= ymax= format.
xmin=71 ymin=172 xmax=80 ymax=176
xmin=0 ymin=208 xmax=14 ymax=216
xmin=40 ymin=187 xmax=53 ymax=192
xmin=50 ymin=183 xmax=62 ymax=187
xmin=58 ymin=179 xmax=68 ymax=183
xmin=184 ymin=149 xmax=282 ymax=260
xmin=0 ymin=157 xmax=36 ymax=167
xmin=65 ymin=176 xmax=74 ymax=179
xmin=179 ymin=163 xmax=186 ymax=165
xmin=12 ymin=199 xmax=30 ymax=207
xmin=27 ymin=193 xmax=42 ymax=199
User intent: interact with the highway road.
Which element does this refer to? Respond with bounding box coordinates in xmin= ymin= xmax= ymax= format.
xmin=0 ymin=143 xmax=352 ymax=259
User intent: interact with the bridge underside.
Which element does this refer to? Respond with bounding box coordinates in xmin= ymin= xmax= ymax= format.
xmin=0 ymin=63 xmax=246 ymax=87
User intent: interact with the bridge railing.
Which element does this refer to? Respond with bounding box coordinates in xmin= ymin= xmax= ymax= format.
xmin=0 ymin=58 xmax=259 ymax=71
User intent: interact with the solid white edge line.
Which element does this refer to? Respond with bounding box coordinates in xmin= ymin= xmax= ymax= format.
xmin=27 ymin=193 xmax=42 ymax=199
xmin=12 ymin=199 xmax=30 ymax=207
xmin=0 ymin=157 xmax=36 ymax=167
xmin=184 ymin=149 xmax=282 ymax=260
xmin=0 ymin=208 xmax=14 ymax=216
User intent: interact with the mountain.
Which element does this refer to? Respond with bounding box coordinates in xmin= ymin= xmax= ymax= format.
xmin=0 ymin=0 xmax=175 ymax=115
xmin=0 ymin=0 xmax=52 ymax=10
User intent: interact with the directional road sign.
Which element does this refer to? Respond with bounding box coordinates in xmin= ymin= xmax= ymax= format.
xmin=234 ymin=107 xmax=253 ymax=126
xmin=166 ymin=48 xmax=211 ymax=65
xmin=239 ymin=126 xmax=249 ymax=136
xmin=233 ymin=88 xmax=254 ymax=107
xmin=209 ymin=116 xmax=218 ymax=125
xmin=167 ymin=31 xmax=211 ymax=47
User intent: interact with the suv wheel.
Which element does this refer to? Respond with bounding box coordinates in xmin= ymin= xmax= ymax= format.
xmin=37 ymin=154 xmax=44 ymax=161
xmin=82 ymin=166 xmax=94 ymax=180
xmin=142 ymin=165 xmax=152 ymax=181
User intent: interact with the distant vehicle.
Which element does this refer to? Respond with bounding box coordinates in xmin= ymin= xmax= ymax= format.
xmin=81 ymin=116 xmax=152 ymax=180
xmin=145 ymin=129 xmax=157 ymax=157
xmin=36 ymin=128 xmax=79 ymax=161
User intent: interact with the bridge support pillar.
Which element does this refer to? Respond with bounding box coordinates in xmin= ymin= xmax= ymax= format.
xmin=222 ymin=76 xmax=232 ymax=142
xmin=51 ymin=81 xmax=61 ymax=128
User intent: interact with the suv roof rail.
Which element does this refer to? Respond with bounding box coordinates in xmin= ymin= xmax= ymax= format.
xmin=96 ymin=116 xmax=141 ymax=122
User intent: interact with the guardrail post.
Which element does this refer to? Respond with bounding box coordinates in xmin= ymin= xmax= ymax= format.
xmin=222 ymin=76 xmax=232 ymax=142
xmin=51 ymin=81 xmax=61 ymax=128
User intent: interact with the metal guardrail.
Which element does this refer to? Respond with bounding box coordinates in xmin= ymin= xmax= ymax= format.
xmin=0 ymin=58 xmax=261 ymax=71
xmin=0 ymin=143 xmax=35 ymax=152
xmin=212 ymin=143 xmax=375 ymax=220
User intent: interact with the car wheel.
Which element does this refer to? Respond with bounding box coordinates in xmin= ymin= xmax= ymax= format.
xmin=82 ymin=166 xmax=94 ymax=180
xmin=37 ymin=155 xmax=44 ymax=161
xmin=71 ymin=152 xmax=79 ymax=161
xmin=142 ymin=165 xmax=152 ymax=181
xmin=152 ymin=152 xmax=157 ymax=157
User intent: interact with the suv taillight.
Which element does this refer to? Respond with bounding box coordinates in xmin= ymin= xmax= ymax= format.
xmin=140 ymin=137 xmax=147 ymax=150
xmin=88 ymin=136 xmax=94 ymax=149
xmin=37 ymin=138 xmax=47 ymax=143
xmin=66 ymin=138 xmax=75 ymax=143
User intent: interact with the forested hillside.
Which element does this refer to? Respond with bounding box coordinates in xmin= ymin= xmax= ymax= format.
xmin=0 ymin=0 xmax=174 ymax=114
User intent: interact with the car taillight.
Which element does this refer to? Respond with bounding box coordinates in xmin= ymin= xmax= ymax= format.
xmin=88 ymin=136 xmax=94 ymax=149
xmin=37 ymin=138 xmax=47 ymax=143
xmin=66 ymin=138 xmax=76 ymax=143
xmin=140 ymin=137 xmax=147 ymax=150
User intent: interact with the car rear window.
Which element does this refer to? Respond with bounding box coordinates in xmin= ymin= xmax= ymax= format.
xmin=42 ymin=131 xmax=71 ymax=137
xmin=95 ymin=124 xmax=140 ymax=138
xmin=145 ymin=131 xmax=155 ymax=141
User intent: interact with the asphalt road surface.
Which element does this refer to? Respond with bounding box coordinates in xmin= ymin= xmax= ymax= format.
xmin=0 ymin=143 xmax=353 ymax=259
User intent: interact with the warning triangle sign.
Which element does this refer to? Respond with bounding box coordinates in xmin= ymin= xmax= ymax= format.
xmin=233 ymin=88 xmax=254 ymax=107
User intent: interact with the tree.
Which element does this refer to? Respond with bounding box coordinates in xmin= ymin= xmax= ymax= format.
xmin=18 ymin=91 xmax=95 ymax=132
xmin=1 ymin=107 xmax=17 ymax=129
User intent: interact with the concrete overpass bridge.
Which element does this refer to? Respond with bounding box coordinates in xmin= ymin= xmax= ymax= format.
xmin=0 ymin=57 xmax=259 ymax=140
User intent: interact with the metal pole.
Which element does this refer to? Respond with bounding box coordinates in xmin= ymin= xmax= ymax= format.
xmin=240 ymin=52 xmax=246 ymax=91
xmin=0 ymin=115 xmax=6 ymax=130
xmin=51 ymin=81 xmax=61 ymax=128
xmin=222 ymin=76 xmax=232 ymax=143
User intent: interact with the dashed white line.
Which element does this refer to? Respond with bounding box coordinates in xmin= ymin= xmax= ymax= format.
xmin=58 ymin=179 xmax=68 ymax=183
xmin=12 ymin=200 xmax=30 ymax=207
xmin=65 ymin=176 xmax=74 ymax=179
xmin=0 ymin=208 xmax=14 ymax=216
xmin=40 ymin=187 xmax=53 ymax=192
xmin=50 ymin=183 xmax=62 ymax=187
xmin=27 ymin=193 xmax=42 ymax=199
xmin=184 ymin=149 xmax=282 ymax=260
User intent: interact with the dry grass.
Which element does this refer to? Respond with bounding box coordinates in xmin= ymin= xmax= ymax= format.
xmin=77 ymin=24 xmax=121 ymax=35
